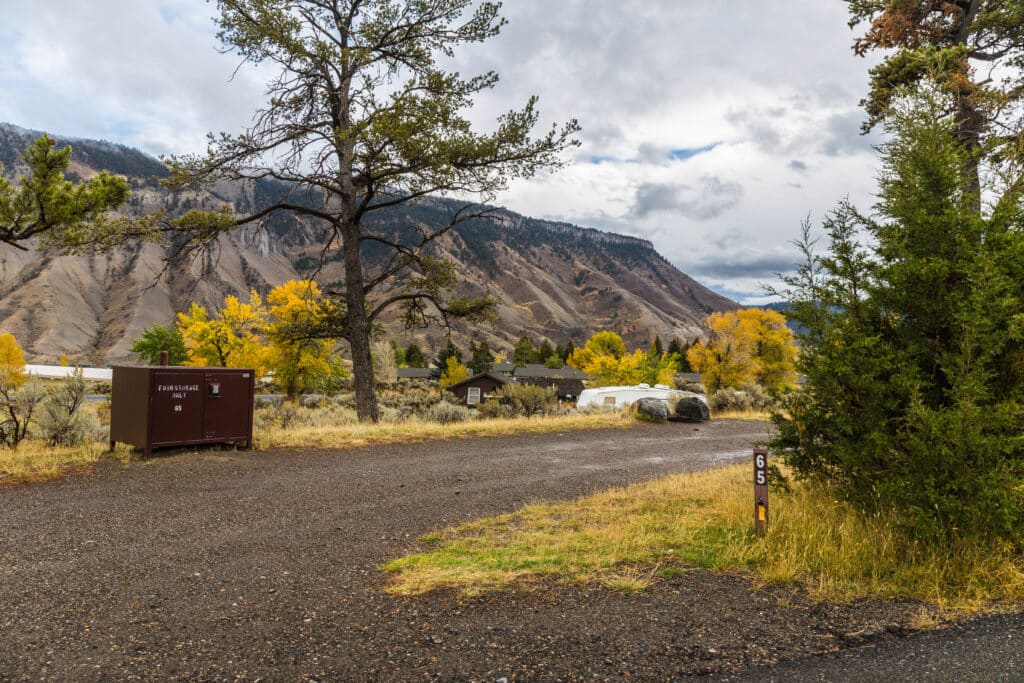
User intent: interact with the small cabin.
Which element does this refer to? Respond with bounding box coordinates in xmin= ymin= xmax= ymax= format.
xmin=446 ymin=372 xmax=508 ymax=406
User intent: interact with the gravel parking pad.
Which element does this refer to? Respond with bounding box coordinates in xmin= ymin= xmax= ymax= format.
xmin=1 ymin=421 xmax=930 ymax=680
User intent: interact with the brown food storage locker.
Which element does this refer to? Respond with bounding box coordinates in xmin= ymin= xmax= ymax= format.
xmin=109 ymin=366 xmax=255 ymax=457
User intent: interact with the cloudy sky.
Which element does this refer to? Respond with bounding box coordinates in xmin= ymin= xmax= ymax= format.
xmin=0 ymin=1 xmax=883 ymax=303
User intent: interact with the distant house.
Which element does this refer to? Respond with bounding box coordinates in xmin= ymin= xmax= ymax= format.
xmin=512 ymin=364 xmax=587 ymax=402
xmin=446 ymin=372 xmax=509 ymax=406
xmin=492 ymin=360 xmax=515 ymax=377
xmin=397 ymin=367 xmax=435 ymax=381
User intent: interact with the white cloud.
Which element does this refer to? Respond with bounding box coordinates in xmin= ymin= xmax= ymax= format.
xmin=0 ymin=0 xmax=885 ymax=302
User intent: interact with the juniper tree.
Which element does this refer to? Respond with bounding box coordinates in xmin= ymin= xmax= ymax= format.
xmin=164 ymin=0 xmax=579 ymax=421
xmin=771 ymin=92 xmax=1024 ymax=542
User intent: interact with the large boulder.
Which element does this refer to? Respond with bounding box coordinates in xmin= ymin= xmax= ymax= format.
xmin=635 ymin=397 xmax=669 ymax=423
xmin=672 ymin=395 xmax=709 ymax=422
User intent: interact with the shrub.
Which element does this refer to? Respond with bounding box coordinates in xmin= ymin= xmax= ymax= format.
xmin=300 ymin=394 xmax=324 ymax=409
xmin=708 ymin=384 xmax=775 ymax=413
xmin=0 ymin=377 xmax=44 ymax=447
xmin=378 ymin=386 xmax=442 ymax=420
xmin=425 ymin=401 xmax=473 ymax=424
xmin=477 ymin=398 xmax=510 ymax=419
xmin=38 ymin=369 xmax=94 ymax=447
xmin=493 ymin=383 xmax=558 ymax=418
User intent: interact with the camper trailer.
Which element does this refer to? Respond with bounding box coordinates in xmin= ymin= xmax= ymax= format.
xmin=576 ymin=383 xmax=705 ymax=409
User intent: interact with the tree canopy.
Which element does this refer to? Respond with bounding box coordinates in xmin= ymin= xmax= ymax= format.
xmin=847 ymin=0 xmax=1024 ymax=201
xmin=264 ymin=280 xmax=345 ymax=398
xmin=0 ymin=135 xmax=130 ymax=251
xmin=177 ymin=293 xmax=269 ymax=373
xmin=130 ymin=325 xmax=190 ymax=366
xmin=686 ymin=309 xmax=797 ymax=394
xmin=568 ymin=331 xmax=681 ymax=387
xmin=0 ymin=333 xmax=27 ymax=387
xmin=164 ymin=0 xmax=579 ymax=421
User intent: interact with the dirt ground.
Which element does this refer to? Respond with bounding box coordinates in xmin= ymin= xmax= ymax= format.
xmin=1 ymin=421 xmax=930 ymax=680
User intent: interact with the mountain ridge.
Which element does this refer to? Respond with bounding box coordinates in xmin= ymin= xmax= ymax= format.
xmin=0 ymin=124 xmax=739 ymax=364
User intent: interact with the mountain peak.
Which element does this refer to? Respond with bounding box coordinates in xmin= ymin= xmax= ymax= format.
xmin=0 ymin=126 xmax=737 ymax=364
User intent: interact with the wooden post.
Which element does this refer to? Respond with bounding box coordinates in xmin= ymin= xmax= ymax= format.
xmin=754 ymin=447 xmax=769 ymax=535
xmin=159 ymin=350 xmax=169 ymax=366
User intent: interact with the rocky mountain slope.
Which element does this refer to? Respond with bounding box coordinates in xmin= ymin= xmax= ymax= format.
xmin=0 ymin=123 xmax=738 ymax=364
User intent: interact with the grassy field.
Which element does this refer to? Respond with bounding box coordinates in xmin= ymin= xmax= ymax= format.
xmin=383 ymin=463 xmax=1024 ymax=612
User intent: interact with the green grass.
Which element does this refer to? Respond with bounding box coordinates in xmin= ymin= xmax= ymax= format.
xmin=382 ymin=463 xmax=1024 ymax=611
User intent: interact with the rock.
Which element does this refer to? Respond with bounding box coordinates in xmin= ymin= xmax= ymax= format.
xmin=672 ymin=396 xmax=709 ymax=422
xmin=635 ymin=397 xmax=669 ymax=423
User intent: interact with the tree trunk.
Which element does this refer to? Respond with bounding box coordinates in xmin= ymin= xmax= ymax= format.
xmin=341 ymin=220 xmax=380 ymax=423
xmin=954 ymin=1 xmax=983 ymax=215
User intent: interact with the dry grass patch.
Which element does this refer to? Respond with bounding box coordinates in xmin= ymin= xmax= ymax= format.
xmin=0 ymin=442 xmax=136 ymax=484
xmin=383 ymin=464 xmax=1024 ymax=611
xmin=1 ymin=410 xmax=632 ymax=484
xmin=710 ymin=409 xmax=772 ymax=422
xmin=254 ymin=411 xmax=630 ymax=450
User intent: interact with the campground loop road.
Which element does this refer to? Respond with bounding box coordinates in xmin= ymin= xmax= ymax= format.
xmin=1 ymin=420 xmax=1019 ymax=681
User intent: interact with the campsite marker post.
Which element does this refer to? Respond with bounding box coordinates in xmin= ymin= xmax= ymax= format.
xmin=754 ymin=447 xmax=769 ymax=535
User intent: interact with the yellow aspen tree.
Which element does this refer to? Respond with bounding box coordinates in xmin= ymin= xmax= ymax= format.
xmin=176 ymin=292 xmax=268 ymax=373
xmin=265 ymin=280 xmax=343 ymax=398
xmin=439 ymin=356 xmax=470 ymax=392
xmin=0 ymin=333 xmax=27 ymax=387
xmin=687 ymin=309 xmax=797 ymax=393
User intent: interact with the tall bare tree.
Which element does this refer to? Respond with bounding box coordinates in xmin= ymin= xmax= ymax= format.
xmin=165 ymin=0 xmax=579 ymax=421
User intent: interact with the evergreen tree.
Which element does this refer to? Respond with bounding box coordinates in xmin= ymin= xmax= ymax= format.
xmin=535 ymin=340 xmax=555 ymax=365
xmin=405 ymin=343 xmax=427 ymax=369
xmin=676 ymin=344 xmax=693 ymax=373
xmin=544 ymin=353 xmax=563 ymax=369
xmin=771 ymin=92 xmax=1024 ymax=542
xmin=650 ymin=335 xmax=664 ymax=358
xmin=848 ymin=0 xmax=1024 ymax=205
xmin=512 ymin=336 xmax=536 ymax=366
xmin=561 ymin=340 xmax=576 ymax=364
xmin=390 ymin=340 xmax=406 ymax=368
xmin=468 ymin=339 xmax=494 ymax=375
xmin=131 ymin=325 xmax=190 ymax=366
xmin=0 ymin=135 xmax=131 ymax=251
xmin=434 ymin=339 xmax=463 ymax=372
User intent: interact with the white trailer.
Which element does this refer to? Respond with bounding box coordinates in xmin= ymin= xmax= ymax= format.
xmin=575 ymin=383 xmax=706 ymax=410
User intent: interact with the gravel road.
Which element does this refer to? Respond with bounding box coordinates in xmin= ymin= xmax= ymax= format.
xmin=0 ymin=420 xmax=1007 ymax=680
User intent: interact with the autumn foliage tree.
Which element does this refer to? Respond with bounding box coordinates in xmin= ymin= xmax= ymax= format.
xmin=0 ymin=333 xmax=40 ymax=448
xmin=686 ymin=309 xmax=797 ymax=394
xmin=568 ymin=331 xmax=681 ymax=387
xmin=439 ymin=356 xmax=470 ymax=392
xmin=264 ymin=280 xmax=345 ymax=398
xmin=0 ymin=332 xmax=27 ymax=387
xmin=164 ymin=0 xmax=579 ymax=421
xmin=176 ymin=293 xmax=269 ymax=373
